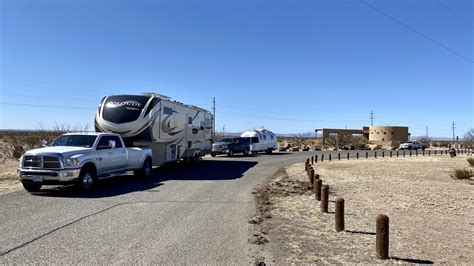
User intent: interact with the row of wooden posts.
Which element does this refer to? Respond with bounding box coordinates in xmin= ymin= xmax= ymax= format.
xmin=305 ymin=159 xmax=390 ymax=260
xmin=311 ymin=148 xmax=470 ymax=163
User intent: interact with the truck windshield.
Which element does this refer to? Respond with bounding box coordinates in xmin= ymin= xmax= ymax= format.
xmin=49 ymin=135 xmax=98 ymax=148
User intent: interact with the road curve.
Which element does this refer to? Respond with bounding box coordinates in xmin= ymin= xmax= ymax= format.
xmin=0 ymin=151 xmax=317 ymax=264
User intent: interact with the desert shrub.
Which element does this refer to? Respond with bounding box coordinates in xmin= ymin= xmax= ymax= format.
xmin=450 ymin=169 xmax=473 ymax=180
xmin=467 ymin=158 xmax=474 ymax=167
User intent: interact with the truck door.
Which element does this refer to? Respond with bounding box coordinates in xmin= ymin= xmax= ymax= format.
xmin=96 ymin=136 xmax=115 ymax=176
xmin=109 ymin=135 xmax=127 ymax=172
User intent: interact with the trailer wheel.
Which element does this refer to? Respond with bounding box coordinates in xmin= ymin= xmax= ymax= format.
xmin=211 ymin=153 xmax=216 ymax=157
xmin=22 ymin=182 xmax=42 ymax=192
xmin=193 ymin=153 xmax=200 ymax=162
xmin=266 ymin=148 xmax=273 ymax=154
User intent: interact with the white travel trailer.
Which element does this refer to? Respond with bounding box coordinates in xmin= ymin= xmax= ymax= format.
xmin=240 ymin=129 xmax=277 ymax=154
xmin=95 ymin=93 xmax=213 ymax=166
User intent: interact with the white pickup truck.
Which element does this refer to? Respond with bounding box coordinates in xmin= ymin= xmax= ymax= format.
xmin=17 ymin=132 xmax=152 ymax=192
xmin=398 ymin=141 xmax=427 ymax=150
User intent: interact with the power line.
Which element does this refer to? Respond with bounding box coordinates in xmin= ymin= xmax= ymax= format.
xmin=436 ymin=0 xmax=474 ymax=29
xmin=360 ymin=0 xmax=473 ymax=63
xmin=0 ymin=102 xmax=96 ymax=110
xmin=217 ymin=103 xmax=367 ymax=118
xmin=1 ymin=93 xmax=97 ymax=102
xmin=219 ymin=111 xmax=367 ymax=123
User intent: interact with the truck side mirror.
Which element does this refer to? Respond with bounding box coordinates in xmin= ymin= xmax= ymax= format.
xmin=42 ymin=139 xmax=48 ymax=147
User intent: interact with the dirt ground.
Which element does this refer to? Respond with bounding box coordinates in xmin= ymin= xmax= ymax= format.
xmin=0 ymin=159 xmax=22 ymax=195
xmin=250 ymin=155 xmax=473 ymax=264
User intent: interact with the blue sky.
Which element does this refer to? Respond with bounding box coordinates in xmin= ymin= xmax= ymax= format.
xmin=1 ymin=0 xmax=472 ymax=138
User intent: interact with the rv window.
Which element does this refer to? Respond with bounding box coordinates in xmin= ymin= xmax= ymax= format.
xmin=263 ymin=135 xmax=267 ymax=140
xmin=250 ymin=137 xmax=259 ymax=143
xmin=188 ymin=117 xmax=193 ymax=124
xmin=270 ymin=135 xmax=274 ymax=140
xmin=102 ymin=95 xmax=150 ymax=124
xmin=163 ymin=107 xmax=174 ymax=115
xmin=259 ymin=136 xmax=262 ymax=140
xmin=204 ymin=118 xmax=212 ymax=128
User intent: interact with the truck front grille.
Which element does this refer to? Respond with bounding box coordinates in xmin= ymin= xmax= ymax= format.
xmin=23 ymin=155 xmax=61 ymax=169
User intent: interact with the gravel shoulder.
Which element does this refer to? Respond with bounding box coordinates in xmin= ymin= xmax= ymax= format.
xmin=250 ymin=155 xmax=474 ymax=264
xmin=0 ymin=159 xmax=22 ymax=195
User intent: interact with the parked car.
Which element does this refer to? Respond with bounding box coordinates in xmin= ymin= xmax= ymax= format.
xmin=211 ymin=137 xmax=250 ymax=157
xmin=399 ymin=141 xmax=427 ymax=150
xmin=17 ymin=132 xmax=152 ymax=192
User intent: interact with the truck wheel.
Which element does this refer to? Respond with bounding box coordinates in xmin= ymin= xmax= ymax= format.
xmin=243 ymin=148 xmax=249 ymax=156
xmin=77 ymin=167 xmax=96 ymax=191
xmin=22 ymin=182 xmax=42 ymax=192
xmin=228 ymin=149 xmax=234 ymax=157
xmin=211 ymin=153 xmax=216 ymax=157
xmin=135 ymin=158 xmax=152 ymax=178
xmin=133 ymin=158 xmax=153 ymax=178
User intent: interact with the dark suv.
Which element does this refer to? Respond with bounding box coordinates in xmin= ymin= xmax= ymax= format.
xmin=211 ymin=137 xmax=250 ymax=157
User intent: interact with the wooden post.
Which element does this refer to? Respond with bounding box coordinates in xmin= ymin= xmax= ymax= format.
xmin=366 ymin=152 xmax=368 ymax=159
xmin=357 ymin=152 xmax=359 ymax=159
xmin=338 ymin=153 xmax=341 ymax=160
xmin=329 ymin=154 xmax=332 ymax=161
xmin=382 ymin=151 xmax=384 ymax=158
xmin=314 ymin=179 xmax=322 ymax=201
xmin=321 ymin=154 xmax=324 ymax=162
xmin=390 ymin=151 xmax=392 ymax=157
xmin=416 ymin=150 xmax=418 ymax=156
xmin=335 ymin=198 xmax=344 ymax=232
xmin=315 ymin=155 xmax=318 ymax=163
xmin=375 ymin=151 xmax=377 ymax=159
xmin=311 ymin=156 xmax=314 ymax=165
xmin=347 ymin=152 xmax=350 ymax=160
xmin=428 ymin=150 xmax=430 ymax=156
xmin=321 ymin=185 xmax=329 ymax=212
xmin=396 ymin=151 xmax=399 ymax=157
xmin=309 ymin=168 xmax=315 ymax=185
xmin=376 ymin=214 xmax=389 ymax=260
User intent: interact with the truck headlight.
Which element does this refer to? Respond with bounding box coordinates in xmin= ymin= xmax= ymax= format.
xmin=19 ymin=155 xmax=24 ymax=167
xmin=63 ymin=158 xmax=80 ymax=167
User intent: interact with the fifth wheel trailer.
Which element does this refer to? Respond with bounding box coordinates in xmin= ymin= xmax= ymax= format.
xmin=94 ymin=92 xmax=213 ymax=166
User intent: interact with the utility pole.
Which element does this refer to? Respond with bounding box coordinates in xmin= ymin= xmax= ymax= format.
xmin=451 ymin=121 xmax=456 ymax=142
xmin=370 ymin=111 xmax=375 ymax=126
xmin=212 ymin=97 xmax=216 ymax=139
xmin=426 ymin=126 xmax=428 ymax=139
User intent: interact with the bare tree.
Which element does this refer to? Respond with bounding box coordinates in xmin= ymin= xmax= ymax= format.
xmin=464 ymin=128 xmax=474 ymax=148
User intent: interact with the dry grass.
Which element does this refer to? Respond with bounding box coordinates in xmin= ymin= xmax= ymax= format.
xmin=251 ymin=156 xmax=474 ymax=264
xmin=451 ymin=168 xmax=474 ymax=180
xmin=467 ymin=157 xmax=474 ymax=167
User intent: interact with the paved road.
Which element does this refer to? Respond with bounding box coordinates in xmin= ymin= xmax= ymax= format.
xmin=0 ymin=151 xmax=316 ymax=264
xmin=0 ymin=149 xmax=441 ymax=264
